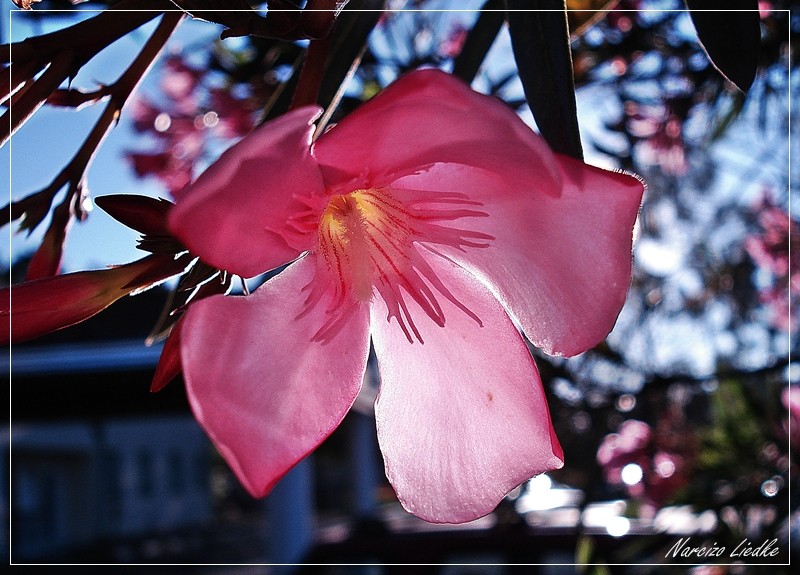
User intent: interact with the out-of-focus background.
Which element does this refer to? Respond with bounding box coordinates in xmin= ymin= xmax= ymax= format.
xmin=4 ymin=0 xmax=797 ymax=570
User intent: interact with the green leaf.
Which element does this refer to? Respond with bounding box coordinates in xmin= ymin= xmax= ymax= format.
xmin=684 ymin=0 xmax=760 ymax=93
xmin=506 ymin=0 xmax=583 ymax=160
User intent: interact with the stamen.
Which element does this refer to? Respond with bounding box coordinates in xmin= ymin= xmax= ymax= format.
xmin=299 ymin=186 xmax=493 ymax=343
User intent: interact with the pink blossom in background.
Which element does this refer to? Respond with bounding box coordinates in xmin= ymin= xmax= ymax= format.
xmin=597 ymin=419 xmax=652 ymax=487
xmin=439 ymin=22 xmax=468 ymax=59
xmin=629 ymin=103 xmax=687 ymax=177
xmin=597 ymin=417 xmax=694 ymax=512
xmin=607 ymin=0 xmax=643 ymax=32
xmin=126 ymin=54 xmax=261 ymax=196
xmin=782 ymin=386 xmax=800 ymax=448
xmin=169 ymin=69 xmax=644 ymax=523
xmin=746 ymin=196 xmax=792 ymax=276
xmin=744 ymin=193 xmax=798 ymax=332
xmin=160 ymin=56 xmax=204 ymax=108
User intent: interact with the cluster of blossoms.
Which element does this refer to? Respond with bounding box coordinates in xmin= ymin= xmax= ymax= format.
xmin=597 ymin=418 xmax=694 ymax=513
xmin=128 ymin=55 xmax=261 ymax=195
xmin=169 ymin=69 xmax=644 ymax=522
xmin=744 ymin=193 xmax=798 ymax=332
xmin=630 ymin=103 xmax=688 ymax=177
xmin=782 ymin=386 xmax=800 ymax=449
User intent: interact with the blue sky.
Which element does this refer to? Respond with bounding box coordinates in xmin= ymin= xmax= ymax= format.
xmin=3 ymin=11 xmax=219 ymax=272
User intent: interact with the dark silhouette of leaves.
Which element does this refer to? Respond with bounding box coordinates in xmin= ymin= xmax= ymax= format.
xmin=452 ymin=0 xmax=505 ymax=84
xmin=684 ymin=0 xmax=760 ymax=93
xmin=506 ymin=0 xmax=583 ymax=160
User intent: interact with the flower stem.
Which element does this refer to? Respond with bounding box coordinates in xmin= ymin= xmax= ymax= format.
xmin=72 ymin=11 xmax=185 ymax=183
xmin=1 ymin=49 xmax=73 ymax=147
xmin=3 ymin=0 xmax=170 ymax=66
xmin=1 ymin=0 xmax=175 ymax=146
xmin=290 ymin=35 xmax=333 ymax=110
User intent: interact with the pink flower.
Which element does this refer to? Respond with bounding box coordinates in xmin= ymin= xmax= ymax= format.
xmin=209 ymin=88 xmax=260 ymax=139
xmin=744 ymin=194 xmax=798 ymax=331
xmin=161 ymin=55 xmax=203 ymax=108
xmin=597 ymin=418 xmax=693 ymax=511
xmin=597 ymin=419 xmax=652 ymax=486
xmin=169 ymin=69 xmax=644 ymax=523
xmin=126 ymin=53 xmax=240 ymax=196
xmin=782 ymin=386 xmax=800 ymax=448
xmin=634 ymin=111 xmax=687 ymax=177
xmin=439 ymin=23 xmax=468 ymax=59
xmin=128 ymin=150 xmax=195 ymax=196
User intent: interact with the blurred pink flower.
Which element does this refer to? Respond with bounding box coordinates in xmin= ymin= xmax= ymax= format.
xmin=782 ymin=386 xmax=800 ymax=448
xmin=161 ymin=55 xmax=203 ymax=109
xmin=648 ymin=450 xmax=689 ymax=508
xmin=608 ymin=0 xmax=643 ymax=31
xmin=634 ymin=108 xmax=687 ymax=177
xmin=126 ymin=53 xmax=260 ymax=195
xmin=128 ymin=150 xmax=194 ymax=195
xmin=209 ymin=87 xmax=260 ymax=139
xmin=744 ymin=194 xmax=798 ymax=331
xmin=439 ymin=22 xmax=468 ymax=58
xmin=129 ymin=97 xmax=163 ymax=132
xmin=597 ymin=417 xmax=692 ymax=510
xmin=597 ymin=419 xmax=651 ymax=486
xmin=170 ymin=69 xmax=644 ymax=523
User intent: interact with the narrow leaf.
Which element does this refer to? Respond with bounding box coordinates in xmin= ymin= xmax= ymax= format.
xmin=506 ymin=0 xmax=583 ymax=160
xmin=317 ymin=0 xmax=385 ymax=110
xmin=684 ymin=0 xmax=760 ymax=93
xmin=452 ymin=0 xmax=505 ymax=85
xmin=262 ymin=0 xmax=384 ymax=122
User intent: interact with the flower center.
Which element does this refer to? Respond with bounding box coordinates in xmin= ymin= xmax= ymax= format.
xmin=301 ymin=186 xmax=494 ymax=343
xmin=318 ymin=189 xmax=392 ymax=302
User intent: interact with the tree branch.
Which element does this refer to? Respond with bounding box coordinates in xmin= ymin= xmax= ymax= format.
xmin=5 ymin=11 xmax=184 ymax=279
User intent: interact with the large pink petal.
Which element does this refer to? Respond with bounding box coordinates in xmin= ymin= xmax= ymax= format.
xmin=370 ymin=253 xmax=563 ymax=523
xmin=169 ymin=106 xmax=326 ymax=278
xmin=313 ymin=69 xmax=562 ymax=196
xmin=180 ymin=257 xmax=371 ymax=497
xmin=391 ymin=155 xmax=643 ymax=357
